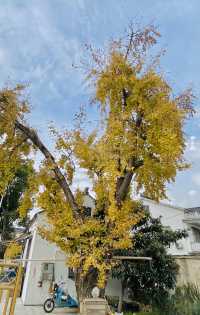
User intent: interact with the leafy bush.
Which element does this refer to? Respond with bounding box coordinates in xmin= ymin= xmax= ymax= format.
xmin=112 ymin=212 xmax=187 ymax=307
xmin=125 ymin=285 xmax=200 ymax=315
xmin=124 ymin=312 xmax=159 ymax=315
xmin=106 ymin=295 xmax=140 ymax=313
xmin=154 ymin=283 xmax=200 ymax=315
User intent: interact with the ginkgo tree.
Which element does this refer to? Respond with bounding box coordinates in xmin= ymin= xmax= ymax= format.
xmin=0 ymin=24 xmax=194 ymax=301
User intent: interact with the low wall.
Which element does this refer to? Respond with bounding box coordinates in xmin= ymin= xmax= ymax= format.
xmin=175 ymin=256 xmax=200 ymax=286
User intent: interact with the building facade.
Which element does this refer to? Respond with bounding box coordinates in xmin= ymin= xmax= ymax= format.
xmin=21 ymin=195 xmax=200 ymax=305
xmin=142 ymin=197 xmax=200 ymax=286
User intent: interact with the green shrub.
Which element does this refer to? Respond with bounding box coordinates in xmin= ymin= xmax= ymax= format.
xmin=154 ymin=283 xmax=200 ymax=315
xmin=124 ymin=312 xmax=159 ymax=315
xmin=119 ymin=284 xmax=200 ymax=315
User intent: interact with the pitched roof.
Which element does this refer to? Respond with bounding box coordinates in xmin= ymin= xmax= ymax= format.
xmin=185 ymin=207 xmax=200 ymax=213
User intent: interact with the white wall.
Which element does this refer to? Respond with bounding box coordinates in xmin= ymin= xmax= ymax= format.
xmin=83 ymin=194 xmax=95 ymax=210
xmin=141 ymin=198 xmax=191 ymax=255
xmin=21 ymin=233 xmax=76 ymax=305
xmin=21 ymin=214 xmax=76 ymax=305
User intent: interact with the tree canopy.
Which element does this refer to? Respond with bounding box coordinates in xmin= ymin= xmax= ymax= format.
xmin=0 ymin=24 xmax=194 ymax=298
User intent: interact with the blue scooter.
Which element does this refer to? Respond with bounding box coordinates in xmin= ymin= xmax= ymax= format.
xmin=43 ymin=282 xmax=78 ymax=313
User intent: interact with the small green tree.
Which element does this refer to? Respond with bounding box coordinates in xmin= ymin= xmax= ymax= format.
xmin=0 ymin=161 xmax=33 ymax=257
xmin=112 ymin=211 xmax=188 ymax=309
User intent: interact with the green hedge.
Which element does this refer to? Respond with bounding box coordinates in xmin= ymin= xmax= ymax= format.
xmin=124 ymin=312 xmax=158 ymax=315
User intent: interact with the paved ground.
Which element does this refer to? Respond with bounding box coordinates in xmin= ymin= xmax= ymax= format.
xmin=0 ymin=298 xmax=79 ymax=315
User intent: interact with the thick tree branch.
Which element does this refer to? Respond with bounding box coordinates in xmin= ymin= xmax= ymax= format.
xmin=116 ymin=157 xmax=143 ymax=204
xmin=15 ymin=120 xmax=79 ymax=214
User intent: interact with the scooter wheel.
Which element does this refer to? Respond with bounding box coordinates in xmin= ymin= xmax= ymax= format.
xmin=43 ymin=298 xmax=55 ymax=313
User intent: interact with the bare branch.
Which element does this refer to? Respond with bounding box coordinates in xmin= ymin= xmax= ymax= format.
xmin=124 ymin=29 xmax=134 ymax=60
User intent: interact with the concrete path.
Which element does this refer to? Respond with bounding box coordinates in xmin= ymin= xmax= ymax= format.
xmin=0 ymin=298 xmax=79 ymax=315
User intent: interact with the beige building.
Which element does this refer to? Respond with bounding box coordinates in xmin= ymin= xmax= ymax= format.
xmin=175 ymin=256 xmax=200 ymax=286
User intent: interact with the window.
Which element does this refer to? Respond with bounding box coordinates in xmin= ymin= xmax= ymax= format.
xmin=83 ymin=207 xmax=92 ymax=217
xmin=40 ymin=263 xmax=54 ymax=281
xmin=68 ymin=267 xmax=75 ymax=280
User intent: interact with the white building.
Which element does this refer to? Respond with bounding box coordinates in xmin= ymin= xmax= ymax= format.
xmin=141 ymin=196 xmax=200 ymax=256
xmin=21 ymin=194 xmax=200 ymax=305
xmin=141 ymin=197 xmax=200 ymax=286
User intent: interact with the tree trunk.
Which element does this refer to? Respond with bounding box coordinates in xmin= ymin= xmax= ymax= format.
xmin=117 ymin=280 xmax=125 ymax=313
xmin=75 ymin=267 xmax=99 ymax=303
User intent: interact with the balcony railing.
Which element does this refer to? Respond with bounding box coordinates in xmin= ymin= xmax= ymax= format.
xmin=184 ymin=208 xmax=200 ymax=220
xmin=190 ymin=242 xmax=200 ymax=253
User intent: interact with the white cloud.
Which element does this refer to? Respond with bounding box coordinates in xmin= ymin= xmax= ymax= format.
xmin=188 ymin=189 xmax=197 ymax=196
xmin=72 ymin=168 xmax=92 ymax=191
xmin=192 ymin=173 xmax=200 ymax=186
xmin=185 ymin=137 xmax=200 ymax=163
xmin=0 ymin=0 xmax=199 ymax=211
xmin=187 ymin=136 xmax=197 ymax=151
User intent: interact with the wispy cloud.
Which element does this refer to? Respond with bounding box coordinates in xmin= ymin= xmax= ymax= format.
xmin=0 ymin=0 xmax=199 ymax=205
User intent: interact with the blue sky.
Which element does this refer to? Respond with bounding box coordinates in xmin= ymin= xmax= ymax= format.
xmin=1 ymin=0 xmax=200 ymax=207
